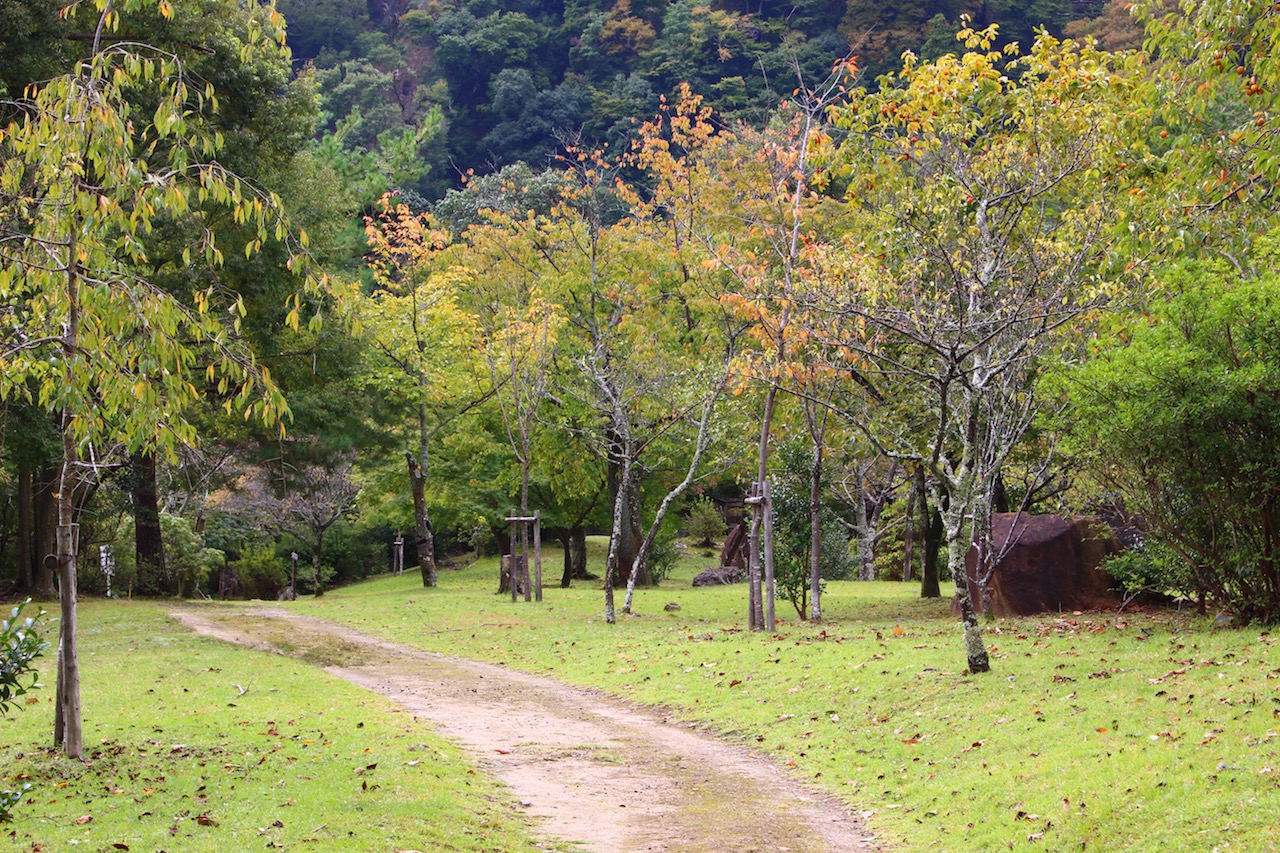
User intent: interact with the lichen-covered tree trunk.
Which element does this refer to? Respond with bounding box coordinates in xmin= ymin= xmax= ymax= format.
xmin=851 ymin=465 xmax=875 ymax=581
xmin=405 ymin=450 xmax=437 ymax=588
xmin=937 ymin=478 xmax=989 ymax=674
xmin=920 ymin=473 xmax=942 ymax=599
xmin=603 ymin=457 xmax=634 ymax=625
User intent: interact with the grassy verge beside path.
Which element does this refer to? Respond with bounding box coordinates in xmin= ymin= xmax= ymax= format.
xmin=0 ymin=601 xmax=558 ymax=852
xmin=302 ymin=545 xmax=1280 ymax=852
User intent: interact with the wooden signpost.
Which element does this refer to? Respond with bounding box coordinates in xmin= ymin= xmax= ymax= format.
xmin=505 ymin=512 xmax=543 ymax=603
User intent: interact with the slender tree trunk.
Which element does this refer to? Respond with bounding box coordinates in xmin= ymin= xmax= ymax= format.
xmin=809 ymin=443 xmax=823 ymax=621
xmin=570 ymin=524 xmax=588 ymax=579
xmin=33 ymin=466 xmax=58 ymax=599
xmin=852 ymin=465 xmax=875 ymax=581
xmin=55 ymin=227 xmax=84 ymax=757
xmin=937 ymin=478 xmax=989 ymax=673
xmin=405 ymin=449 xmax=437 ymax=588
xmin=603 ymin=458 xmax=633 ymax=625
xmin=749 ymin=382 xmax=780 ymax=631
xmin=747 ymin=482 xmax=765 ymax=630
xmin=132 ymin=451 xmax=166 ymax=594
xmin=973 ymin=493 xmax=994 ymax=619
xmin=902 ymin=468 xmax=916 ymax=583
xmin=920 ymin=472 xmax=941 ymax=598
xmin=312 ymin=541 xmax=325 ymax=597
xmin=16 ymin=465 xmax=33 ymax=592
xmin=555 ymin=527 xmax=573 ymax=588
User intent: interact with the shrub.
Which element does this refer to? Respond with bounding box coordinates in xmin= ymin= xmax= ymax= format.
xmin=160 ymin=513 xmax=224 ymax=597
xmin=1060 ymin=262 xmax=1280 ymax=622
xmin=685 ymin=497 xmax=725 ymax=547
xmin=645 ymin=521 xmax=679 ymax=586
xmin=231 ymin=547 xmax=289 ymax=600
xmin=1 ymin=599 xmax=47 ymax=823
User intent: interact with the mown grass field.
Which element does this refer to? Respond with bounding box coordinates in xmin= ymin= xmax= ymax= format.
xmin=301 ymin=540 xmax=1280 ymax=852
xmin=0 ymin=602 xmax=560 ymax=852
xmin=3 ymin=538 xmax=1278 ymax=852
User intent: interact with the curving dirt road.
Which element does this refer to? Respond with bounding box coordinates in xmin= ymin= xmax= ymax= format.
xmin=171 ymin=607 xmax=883 ymax=853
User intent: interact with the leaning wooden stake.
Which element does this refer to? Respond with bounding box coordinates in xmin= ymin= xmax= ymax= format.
xmin=745 ymin=482 xmax=766 ymax=631
xmin=762 ymin=479 xmax=776 ymax=632
xmin=533 ymin=511 xmax=543 ymax=602
xmin=509 ymin=514 xmax=519 ymax=603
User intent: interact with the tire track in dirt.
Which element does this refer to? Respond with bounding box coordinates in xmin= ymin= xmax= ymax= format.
xmin=171 ymin=607 xmax=884 ymax=853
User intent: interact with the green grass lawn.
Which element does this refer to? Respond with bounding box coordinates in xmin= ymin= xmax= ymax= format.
xmin=0 ymin=601 xmax=558 ymax=852
xmin=298 ymin=539 xmax=1280 ymax=852
xmin=4 ymin=539 xmax=1278 ymax=852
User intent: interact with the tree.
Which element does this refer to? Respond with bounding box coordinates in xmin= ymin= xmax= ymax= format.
xmin=463 ymin=207 xmax=566 ymax=602
xmin=825 ymin=25 xmax=1139 ymax=672
xmin=0 ymin=0 xmax=321 ymax=757
xmin=635 ymin=80 xmax=849 ymax=630
xmin=363 ymin=200 xmax=487 ymax=586
xmin=260 ymin=461 xmax=360 ymax=596
xmin=537 ymin=145 xmax=739 ymax=622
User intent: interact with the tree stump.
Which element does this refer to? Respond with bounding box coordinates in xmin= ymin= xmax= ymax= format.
xmin=499 ymin=554 xmax=527 ymax=595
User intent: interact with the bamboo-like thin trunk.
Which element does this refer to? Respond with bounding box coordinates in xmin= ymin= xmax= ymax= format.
xmin=763 ymin=479 xmax=775 ymax=631
xmin=809 ymin=446 xmax=822 ymax=621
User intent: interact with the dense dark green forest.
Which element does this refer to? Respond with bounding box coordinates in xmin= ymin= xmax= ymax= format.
xmin=273 ymin=0 xmax=1117 ymax=199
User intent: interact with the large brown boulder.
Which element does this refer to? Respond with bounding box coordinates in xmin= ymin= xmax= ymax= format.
xmin=692 ymin=565 xmax=741 ymax=587
xmin=959 ymin=513 xmax=1122 ymax=617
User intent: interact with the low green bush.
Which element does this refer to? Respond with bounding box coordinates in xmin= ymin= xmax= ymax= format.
xmin=1 ymin=599 xmax=47 ymax=823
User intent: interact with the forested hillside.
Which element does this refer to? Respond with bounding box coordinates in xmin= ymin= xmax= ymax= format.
xmin=276 ymin=0 xmax=1117 ymax=199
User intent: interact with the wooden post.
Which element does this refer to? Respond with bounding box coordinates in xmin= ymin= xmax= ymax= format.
xmin=290 ymin=551 xmax=298 ymax=600
xmin=745 ymin=482 xmax=765 ymax=631
xmin=533 ymin=511 xmax=542 ymax=602
xmin=55 ymin=523 xmax=81 ymax=758
xmin=509 ymin=514 xmax=519 ymax=603
xmin=521 ymin=514 xmax=532 ymax=603
xmin=394 ymin=534 xmax=405 ymax=576
xmin=763 ymin=479 xmax=776 ymax=633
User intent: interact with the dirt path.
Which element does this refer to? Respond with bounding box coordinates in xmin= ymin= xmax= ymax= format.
xmin=170 ymin=607 xmax=882 ymax=853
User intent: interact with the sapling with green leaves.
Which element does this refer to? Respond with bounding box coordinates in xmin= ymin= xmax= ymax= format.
xmin=0 ymin=0 xmax=325 ymax=756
